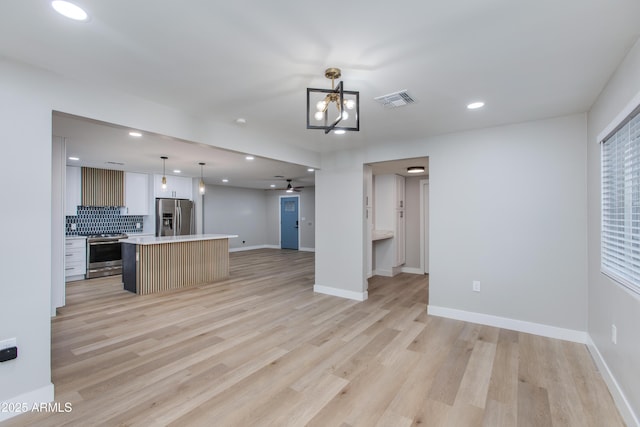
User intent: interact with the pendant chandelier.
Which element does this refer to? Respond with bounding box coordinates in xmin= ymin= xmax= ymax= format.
xmin=306 ymin=68 xmax=359 ymax=134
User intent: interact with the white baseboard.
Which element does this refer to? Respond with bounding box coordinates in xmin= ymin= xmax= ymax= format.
xmin=229 ymin=244 xmax=279 ymax=253
xmin=427 ymin=305 xmax=588 ymax=344
xmin=373 ymin=267 xmax=423 ymax=277
xmin=313 ymin=285 xmax=368 ymax=302
xmin=586 ymin=336 xmax=640 ymax=427
xmin=0 ymin=383 xmax=55 ymax=422
xmin=230 ymin=245 xmax=316 ymax=253
xmin=373 ymin=269 xmax=393 ymax=277
xmin=400 ymin=266 xmax=424 ymax=275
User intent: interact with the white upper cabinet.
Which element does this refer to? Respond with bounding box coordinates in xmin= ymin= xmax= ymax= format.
xmin=364 ymin=165 xmax=373 ymax=278
xmin=65 ymin=166 xmax=81 ymax=216
xmin=396 ymin=209 xmax=406 ymax=266
xmin=153 ymin=174 xmax=193 ymax=200
xmin=374 ymin=173 xmax=406 ymax=270
xmin=124 ymin=172 xmax=149 ymax=215
xmin=395 ymin=174 xmax=405 ymax=209
xmin=364 ymin=164 xmax=373 ymax=208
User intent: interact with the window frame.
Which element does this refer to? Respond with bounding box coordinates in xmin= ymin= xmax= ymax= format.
xmin=600 ymin=103 xmax=640 ymax=296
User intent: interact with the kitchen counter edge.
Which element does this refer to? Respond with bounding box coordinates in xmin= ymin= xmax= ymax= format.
xmin=121 ymin=234 xmax=238 ymax=245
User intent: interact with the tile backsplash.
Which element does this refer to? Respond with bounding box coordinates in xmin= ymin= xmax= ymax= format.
xmin=66 ymin=206 xmax=144 ymax=235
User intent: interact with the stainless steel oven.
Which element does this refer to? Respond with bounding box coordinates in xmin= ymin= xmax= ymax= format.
xmin=86 ymin=233 xmax=127 ymax=279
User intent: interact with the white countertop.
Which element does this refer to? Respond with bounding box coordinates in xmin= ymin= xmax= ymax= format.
xmin=121 ymin=233 xmax=238 ymax=245
xmin=128 ymin=233 xmax=155 ymax=237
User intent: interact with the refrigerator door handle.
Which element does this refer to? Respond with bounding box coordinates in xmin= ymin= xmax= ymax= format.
xmin=176 ymin=205 xmax=181 ymax=236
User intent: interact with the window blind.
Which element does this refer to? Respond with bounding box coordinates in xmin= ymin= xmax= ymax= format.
xmin=601 ymin=107 xmax=640 ymax=295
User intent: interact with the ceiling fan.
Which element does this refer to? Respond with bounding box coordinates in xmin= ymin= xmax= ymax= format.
xmin=271 ymin=179 xmax=304 ymax=193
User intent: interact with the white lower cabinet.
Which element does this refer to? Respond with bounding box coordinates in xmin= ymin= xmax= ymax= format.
xmin=65 ymin=236 xmax=86 ymax=281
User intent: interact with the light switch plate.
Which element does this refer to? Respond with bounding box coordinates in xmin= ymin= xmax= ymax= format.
xmin=611 ymin=324 xmax=617 ymax=344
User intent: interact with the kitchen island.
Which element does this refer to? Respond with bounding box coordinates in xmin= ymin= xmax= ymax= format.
xmin=121 ymin=234 xmax=237 ymax=295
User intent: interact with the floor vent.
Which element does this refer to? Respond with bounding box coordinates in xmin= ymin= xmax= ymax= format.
xmin=374 ymin=90 xmax=416 ymax=108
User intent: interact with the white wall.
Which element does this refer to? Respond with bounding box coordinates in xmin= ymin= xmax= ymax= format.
xmin=587 ymin=38 xmax=640 ymax=424
xmin=203 ymin=185 xmax=268 ymax=249
xmin=0 ymin=61 xmax=55 ymax=416
xmin=299 ymin=188 xmax=316 ymax=250
xmin=202 ymin=185 xmax=316 ymax=251
xmin=51 ymin=137 xmax=65 ymax=314
xmin=265 ymin=188 xmax=315 ymax=250
xmin=426 ymin=115 xmax=588 ymax=331
xmin=315 ymin=150 xmax=368 ymax=300
xmin=317 ymin=114 xmax=589 ymax=335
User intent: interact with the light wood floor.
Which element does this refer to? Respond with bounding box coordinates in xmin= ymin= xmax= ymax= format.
xmin=4 ymin=249 xmax=623 ymax=426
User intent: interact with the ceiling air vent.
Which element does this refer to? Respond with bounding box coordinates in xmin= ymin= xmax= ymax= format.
xmin=374 ymin=90 xmax=416 ymax=108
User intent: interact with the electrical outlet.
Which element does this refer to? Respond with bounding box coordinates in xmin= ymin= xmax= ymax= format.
xmin=472 ymin=280 xmax=481 ymax=292
xmin=0 ymin=338 xmax=16 ymax=350
xmin=611 ymin=324 xmax=617 ymax=344
xmin=136 ymin=222 xmax=141 ymax=229
xmin=70 ymin=223 xmax=77 ymax=230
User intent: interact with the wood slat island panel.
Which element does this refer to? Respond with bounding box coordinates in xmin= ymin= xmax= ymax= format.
xmin=122 ymin=234 xmax=236 ymax=295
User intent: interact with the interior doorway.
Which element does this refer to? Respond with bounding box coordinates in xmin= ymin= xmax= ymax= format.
xmin=366 ymin=156 xmax=429 ymax=276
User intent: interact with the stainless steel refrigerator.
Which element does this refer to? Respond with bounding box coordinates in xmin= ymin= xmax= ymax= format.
xmin=155 ymin=198 xmax=193 ymax=237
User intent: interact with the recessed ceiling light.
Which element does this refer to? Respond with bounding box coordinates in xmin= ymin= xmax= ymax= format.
xmin=129 ymin=131 xmax=142 ymax=137
xmin=245 ymin=155 xmax=254 ymax=160
xmin=407 ymin=166 xmax=425 ymax=174
xmin=270 ymin=184 xmax=276 ymax=188
xmin=308 ymin=168 xmax=315 ymax=172
xmin=51 ymin=1 xmax=88 ymax=21
xmin=334 ymin=130 xmax=346 ymax=135
xmin=222 ymin=179 xmax=229 ymax=183
xmin=236 ymin=118 xmax=247 ymax=125
xmin=68 ymin=156 xmax=79 ymax=161
xmin=467 ymin=101 xmax=485 ymax=110
xmin=173 ymin=170 xmax=181 ymax=174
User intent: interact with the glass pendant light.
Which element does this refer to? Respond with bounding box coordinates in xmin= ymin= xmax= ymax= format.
xmin=161 ymin=156 xmax=168 ymax=190
xmin=198 ymin=162 xmax=206 ymax=195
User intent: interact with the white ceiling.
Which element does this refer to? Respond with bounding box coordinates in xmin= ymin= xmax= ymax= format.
xmin=53 ymin=112 xmax=316 ymax=189
xmin=3 ymin=1 xmax=640 ymax=180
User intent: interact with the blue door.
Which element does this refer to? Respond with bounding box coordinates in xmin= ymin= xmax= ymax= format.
xmin=280 ymin=196 xmax=299 ymax=250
